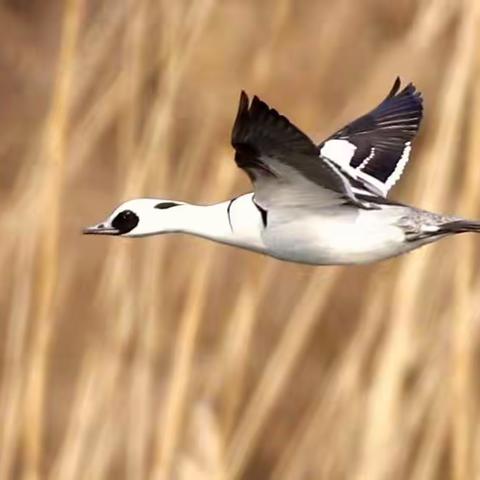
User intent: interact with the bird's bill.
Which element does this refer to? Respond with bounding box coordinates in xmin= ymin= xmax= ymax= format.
xmin=82 ymin=223 xmax=119 ymax=235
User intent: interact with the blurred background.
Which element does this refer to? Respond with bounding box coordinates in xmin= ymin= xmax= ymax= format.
xmin=1 ymin=0 xmax=480 ymax=479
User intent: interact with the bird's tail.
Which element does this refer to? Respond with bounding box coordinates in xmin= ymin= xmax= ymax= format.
xmin=438 ymin=220 xmax=480 ymax=234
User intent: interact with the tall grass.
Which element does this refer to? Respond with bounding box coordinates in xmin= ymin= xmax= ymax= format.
xmin=1 ymin=1 xmax=480 ymax=479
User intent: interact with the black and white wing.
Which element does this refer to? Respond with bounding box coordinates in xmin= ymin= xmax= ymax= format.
xmin=231 ymin=92 xmax=369 ymax=211
xmin=319 ymin=78 xmax=423 ymax=197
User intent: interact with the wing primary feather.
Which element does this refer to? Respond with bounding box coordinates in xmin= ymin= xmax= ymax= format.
xmin=384 ymin=76 xmax=401 ymax=100
xmin=230 ymin=91 xmax=374 ymax=209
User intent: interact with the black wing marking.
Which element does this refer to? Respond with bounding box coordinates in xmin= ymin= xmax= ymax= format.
xmin=231 ymin=92 xmax=368 ymax=208
xmin=231 ymin=91 xmax=319 ymax=173
xmin=319 ymin=78 xmax=423 ymax=196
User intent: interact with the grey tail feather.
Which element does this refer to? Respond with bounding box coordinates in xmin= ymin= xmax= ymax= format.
xmin=438 ymin=220 xmax=480 ymax=234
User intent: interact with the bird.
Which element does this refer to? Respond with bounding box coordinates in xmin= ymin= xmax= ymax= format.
xmin=83 ymin=78 xmax=480 ymax=265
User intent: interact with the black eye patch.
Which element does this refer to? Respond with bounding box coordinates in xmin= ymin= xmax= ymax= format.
xmin=111 ymin=209 xmax=139 ymax=234
xmin=155 ymin=202 xmax=179 ymax=210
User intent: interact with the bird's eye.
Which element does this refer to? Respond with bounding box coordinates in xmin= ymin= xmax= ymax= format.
xmin=111 ymin=209 xmax=139 ymax=234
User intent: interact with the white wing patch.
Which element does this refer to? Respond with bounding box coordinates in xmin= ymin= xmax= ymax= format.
xmin=320 ymin=141 xmax=386 ymax=197
xmin=320 ymin=139 xmax=356 ymax=168
xmin=383 ymin=142 xmax=411 ymax=192
xmin=320 ymin=139 xmax=413 ymax=198
xmin=319 ymin=139 xmax=374 ymax=194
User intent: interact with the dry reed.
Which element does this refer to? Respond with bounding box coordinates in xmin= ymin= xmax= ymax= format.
xmin=1 ymin=1 xmax=480 ymax=479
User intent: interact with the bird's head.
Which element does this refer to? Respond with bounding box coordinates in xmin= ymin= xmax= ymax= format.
xmin=83 ymin=198 xmax=183 ymax=237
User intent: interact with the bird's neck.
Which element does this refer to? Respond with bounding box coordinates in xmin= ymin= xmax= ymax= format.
xmin=170 ymin=194 xmax=266 ymax=252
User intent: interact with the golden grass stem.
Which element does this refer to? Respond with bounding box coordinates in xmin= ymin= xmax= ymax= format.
xmin=274 ymin=275 xmax=391 ymax=479
xmin=226 ymin=269 xmax=339 ymax=479
xmin=0 ymin=235 xmax=35 ymax=479
xmin=450 ymin=7 xmax=480 ymax=477
xmin=152 ymin=249 xmax=214 ymax=479
xmin=21 ymin=2 xmax=82 ymax=478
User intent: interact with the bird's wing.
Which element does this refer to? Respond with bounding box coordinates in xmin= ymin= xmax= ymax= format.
xmin=231 ymin=92 xmax=370 ymax=211
xmin=319 ymin=78 xmax=423 ymax=197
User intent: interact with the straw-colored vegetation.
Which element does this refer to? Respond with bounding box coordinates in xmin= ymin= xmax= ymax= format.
xmin=1 ymin=0 xmax=480 ymax=478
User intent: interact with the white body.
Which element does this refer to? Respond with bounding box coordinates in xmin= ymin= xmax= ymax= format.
xmin=264 ymin=208 xmax=407 ymax=265
xmin=225 ymin=194 xmax=419 ymax=264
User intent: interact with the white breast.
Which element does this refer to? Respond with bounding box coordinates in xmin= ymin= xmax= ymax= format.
xmin=227 ymin=193 xmax=267 ymax=253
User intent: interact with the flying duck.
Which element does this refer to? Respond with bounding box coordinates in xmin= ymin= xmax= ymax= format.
xmin=84 ymin=79 xmax=480 ymax=264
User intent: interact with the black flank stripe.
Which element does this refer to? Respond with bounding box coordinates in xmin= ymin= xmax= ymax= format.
xmin=227 ymin=196 xmax=239 ymax=232
xmin=252 ymin=198 xmax=268 ymax=227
